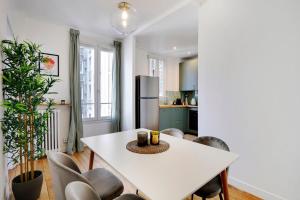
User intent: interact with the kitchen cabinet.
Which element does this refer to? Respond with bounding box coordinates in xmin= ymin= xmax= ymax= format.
xmin=179 ymin=57 xmax=198 ymax=91
xmin=159 ymin=108 xmax=188 ymax=132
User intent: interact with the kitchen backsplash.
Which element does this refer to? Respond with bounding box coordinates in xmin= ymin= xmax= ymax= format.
xmin=160 ymin=90 xmax=198 ymax=105
xmin=160 ymin=91 xmax=181 ymax=105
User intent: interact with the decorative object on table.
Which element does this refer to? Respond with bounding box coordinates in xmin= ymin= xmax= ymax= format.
xmin=61 ymin=100 xmax=66 ymax=105
xmin=39 ymin=52 xmax=59 ymax=76
xmin=1 ymin=39 xmax=57 ymax=200
xmin=150 ymin=130 xmax=160 ymax=145
xmin=137 ymin=131 xmax=148 ymax=147
xmin=126 ymin=140 xmax=169 ymax=154
xmin=111 ymin=1 xmax=138 ymax=35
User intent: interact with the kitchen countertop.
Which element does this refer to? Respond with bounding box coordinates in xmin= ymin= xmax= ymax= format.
xmin=159 ymin=105 xmax=198 ymax=109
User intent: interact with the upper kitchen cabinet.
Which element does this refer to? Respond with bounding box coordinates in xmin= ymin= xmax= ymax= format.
xmin=179 ymin=57 xmax=198 ymax=91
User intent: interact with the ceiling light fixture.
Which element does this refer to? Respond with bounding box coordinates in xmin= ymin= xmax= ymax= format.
xmin=173 ymin=46 xmax=177 ymax=50
xmin=111 ymin=2 xmax=138 ymax=36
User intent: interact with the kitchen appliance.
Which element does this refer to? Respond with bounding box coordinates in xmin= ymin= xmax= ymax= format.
xmin=184 ymin=95 xmax=188 ymax=105
xmin=173 ymin=98 xmax=182 ymax=105
xmin=190 ymin=97 xmax=197 ymax=106
xmin=189 ymin=108 xmax=198 ymax=131
xmin=136 ymin=76 xmax=159 ymax=130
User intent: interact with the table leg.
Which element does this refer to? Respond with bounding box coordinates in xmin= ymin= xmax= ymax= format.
xmin=89 ymin=150 xmax=94 ymax=170
xmin=220 ymin=170 xmax=229 ymax=200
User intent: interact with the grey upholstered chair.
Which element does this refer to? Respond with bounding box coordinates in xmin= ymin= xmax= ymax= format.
xmin=192 ymin=136 xmax=230 ymax=200
xmin=65 ymin=181 xmax=145 ymax=200
xmin=47 ymin=152 xmax=124 ymax=200
xmin=161 ymin=128 xmax=184 ymax=138
xmin=65 ymin=181 xmax=100 ymax=200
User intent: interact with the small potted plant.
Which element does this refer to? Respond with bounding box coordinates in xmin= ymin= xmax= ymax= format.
xmin=1 ymin=39 xmax=57 ymax=200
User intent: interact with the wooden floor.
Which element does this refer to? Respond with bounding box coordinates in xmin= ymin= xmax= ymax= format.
xmin=8 ymin=136 xmax=261 ymax=200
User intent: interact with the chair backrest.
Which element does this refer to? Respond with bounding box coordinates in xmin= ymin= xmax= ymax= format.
xmin=65 ymin=181 xmax=101 ymax=200
xmin=193 ymin=136 xmax=230 ymax=152
xmin=47 ymin=152 xmax=92 ymax=200
xmin=161 ymin=128 xmax=184 ymax=138
xmin=193 ymin=136 xmax=230 ymax=196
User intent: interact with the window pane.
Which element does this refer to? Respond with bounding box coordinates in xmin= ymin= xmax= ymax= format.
xmin=80 ymin=46 xmax=95 ymax=119
xmin=149 ymin=58 xmax=156 ymax=76
xmin=148 ymin=57 xmax=164 ymax=96
xmin=81 ymin=104 xmax=95 ymax=119
xmin=158 ymin=60 xmax=164 ymax=97
xmin=100 ymin=51 xmax=113 ymax=118
xmin=101 ymin=104 xmax=112 ymax=118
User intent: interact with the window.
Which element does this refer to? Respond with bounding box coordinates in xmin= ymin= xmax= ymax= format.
xmin=80 ymin=45 xmax=114 ymax=120
xmin=148 ymin=56 xmax=164 ymax=96
xmin=100 ymin=51 xmax=113 ymax=118
xmin=80 ymin=46 xmax=95 ymax=119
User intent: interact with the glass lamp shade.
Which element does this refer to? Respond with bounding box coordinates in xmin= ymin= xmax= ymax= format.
xmin=111 ymin=2 xmax=138 ymax=35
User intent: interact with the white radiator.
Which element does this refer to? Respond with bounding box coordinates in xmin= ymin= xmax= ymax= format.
xmin=39 ymin=110 xmax=61 ymax=153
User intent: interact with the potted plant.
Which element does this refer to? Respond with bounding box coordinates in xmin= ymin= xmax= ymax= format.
xmin=1 ymin=39 xmax=57 ymax=200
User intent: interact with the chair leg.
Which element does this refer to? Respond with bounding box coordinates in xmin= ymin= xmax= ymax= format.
xmin=191 ymin=194 xmax=194 ymax=200
xmin=202 ymin=198 xmax=206 ymax=200
xmin=219 ymin=193 xmax=224 ymax=200
xmin=136 ymin=189 xmax=139 ymax=195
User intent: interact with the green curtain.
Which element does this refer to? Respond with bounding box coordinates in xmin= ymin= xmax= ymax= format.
xmin=67 ymin=29 xmax=83 ymax=153
xmin=112 ymin=41 xmax=122 ymax=132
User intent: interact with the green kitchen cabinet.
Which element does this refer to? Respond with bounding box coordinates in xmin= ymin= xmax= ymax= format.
xmin=179 ymin=57 xmax=198 ymax=91
xmin=159 ymin=108 xmax=188 ymax=132
xmin=159 ymin=108 xmax=172 ymax=130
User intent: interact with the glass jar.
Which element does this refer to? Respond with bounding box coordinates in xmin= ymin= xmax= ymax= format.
xmin=150 ymin=131 xmax=160 ymax=145
xmin=137 ymin=131 xmax=148 ymax=147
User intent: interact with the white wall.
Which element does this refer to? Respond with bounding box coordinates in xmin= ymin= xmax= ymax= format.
xmin=10 ymin=12 xmax=116 ymax=148
xmin=135 ymin=47 xmax=180 ymax=92
xmin=121 ymin=36 xmax=136 ymax=131
xmin=164 ymin=57 xmax=180 ymax=91
xmin=198 ymin=0 xmax=300 ymax=199
xmin=135 ymin=48 xmax=149 ymax=76
xmin=10 ymin=12 xmax=70 ymax=102
xmin=9 ymin=12 xmax=71 ymax=152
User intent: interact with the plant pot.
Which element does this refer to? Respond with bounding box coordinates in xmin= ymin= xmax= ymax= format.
xmin=12 ymin=170 xmax=43 ymax=200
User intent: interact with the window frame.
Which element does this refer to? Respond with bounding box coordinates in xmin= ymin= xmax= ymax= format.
xmin=147 ymin=55 xmax=165 ymax=97
xmin=98 ymin=48 xmax=114 ymax=121
xmin=80 ymin=42 xmax=114 ymax=122
xmin=80 ymin=43 xmax=98 ymax=122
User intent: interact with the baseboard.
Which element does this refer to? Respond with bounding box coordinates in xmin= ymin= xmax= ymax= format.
xmin=229 ymin=176 xmax=286 ymax=200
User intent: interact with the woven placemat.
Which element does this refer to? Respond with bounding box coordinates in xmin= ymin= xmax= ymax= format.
xmin=126 ymin=140 xmax=169 ymax=154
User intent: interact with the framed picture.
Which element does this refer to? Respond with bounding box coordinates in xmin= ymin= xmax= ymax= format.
xmin=39 ymin=53 xmax=59 ymax=76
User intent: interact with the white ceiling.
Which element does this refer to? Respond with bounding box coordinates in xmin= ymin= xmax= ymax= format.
xmin=10 ymin=0 xmax=199 ymax=58
xmin=9 ymin=0 xmax=186 ymax=39
xmin=136 ymin=1 xmax=199 ymax=58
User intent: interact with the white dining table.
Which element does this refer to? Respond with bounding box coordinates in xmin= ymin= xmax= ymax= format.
xmin=81 ymin=129 xmax=238 ymax=200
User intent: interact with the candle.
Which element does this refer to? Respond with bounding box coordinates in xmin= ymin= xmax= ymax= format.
xmin=150 ymin=131 xmax=160 ymax=145
xmin=137 ymin=131 xmax=148 ymax=147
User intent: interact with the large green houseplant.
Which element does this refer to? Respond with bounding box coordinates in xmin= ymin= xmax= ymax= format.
xmin=1 ymin=39 xmax=57 ymax=200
